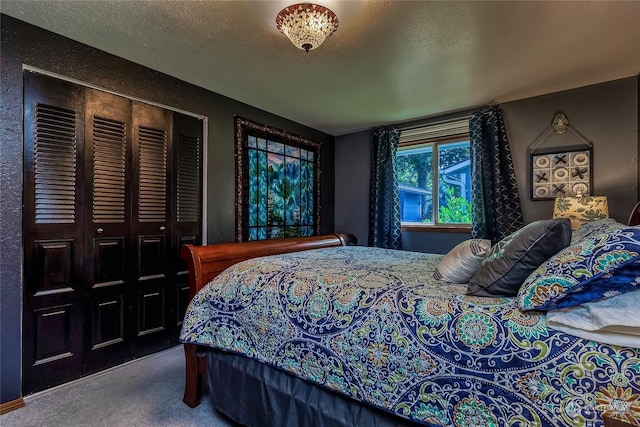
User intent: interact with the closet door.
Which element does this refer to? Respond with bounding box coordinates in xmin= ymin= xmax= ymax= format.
xmin=83 ymin=89 xmax=133 ymax=374
xmin=23 ymin=72 xmax=204 ymax=392
xmin=171 ymin=113 xmax=204 ymax=341
xmin=23 ymin=72 xmax=85 ymax=393
xmin=131 ymin=102 xmax=173 ymax=355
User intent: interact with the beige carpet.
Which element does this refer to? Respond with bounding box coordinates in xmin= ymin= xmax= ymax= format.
xmin=0 ymin=346 xmax=236 ymax=427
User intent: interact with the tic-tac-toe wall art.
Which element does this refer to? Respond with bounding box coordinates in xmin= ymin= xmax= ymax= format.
xmin=528 ymin=112 xmax=593 ymax=201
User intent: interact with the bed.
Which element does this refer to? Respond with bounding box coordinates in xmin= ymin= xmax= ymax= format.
xmin=179 ymin=219 xmax=640 ymax=427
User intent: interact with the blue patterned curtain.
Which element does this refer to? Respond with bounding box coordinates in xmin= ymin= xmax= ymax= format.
xmin=369 ymin=127 xmax=402 ymax=249
xmin=469 ymin=106 xmax=523 ymax=244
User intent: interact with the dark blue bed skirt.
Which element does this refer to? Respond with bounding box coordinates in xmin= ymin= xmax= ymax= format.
xmin=208 ymin=350 xmax=419 ymax=427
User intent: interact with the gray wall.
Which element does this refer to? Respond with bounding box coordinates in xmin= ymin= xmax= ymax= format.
xmin=400 ymin=231 xmax=471 ymax=254
xmin=0 ymin=14 xmax=335 ymax=403
xmin=335 ymin=77 xmax=639 ymax=253
xmin=335 ymin=130 xmax=370 ymax=245
xmin=503 ymin=76 xmax=638 ymax=224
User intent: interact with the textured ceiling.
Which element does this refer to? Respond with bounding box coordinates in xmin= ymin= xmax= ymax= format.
xmin=3 ymin=1 xmax=640 ymax=136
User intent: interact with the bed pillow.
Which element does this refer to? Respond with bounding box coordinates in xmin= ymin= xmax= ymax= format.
xmin=545 ymin=289 xmax=640 ymax=348
xmin=517 ymin=226 xmax=640 ymax=311
xmin=570 ymin=218 xmax=626 ymax=244
xmin=433 ymin=239 xmax=492 ymax=283
xmin=466 ymin=219 xmax=572 ymax=297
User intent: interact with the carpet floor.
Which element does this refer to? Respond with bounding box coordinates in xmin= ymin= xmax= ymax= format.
xmin=1 ymin=346 xmax=236 ymax=427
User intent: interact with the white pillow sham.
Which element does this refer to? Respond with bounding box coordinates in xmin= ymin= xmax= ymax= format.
xmin=546 ymin=290 xmax=640 ymax=348
xmin=433 ymin=239 xmax=491 ymax=284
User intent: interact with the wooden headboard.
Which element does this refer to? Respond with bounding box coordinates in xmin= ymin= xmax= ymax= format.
xmin=180 ymin=233 xmax=356 ymax=301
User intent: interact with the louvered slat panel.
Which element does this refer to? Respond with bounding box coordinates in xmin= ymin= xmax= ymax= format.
xmin=138 ymin=126 xmax=167 ymax=222
xmin=34 ymin=104 xmax=77 ymax=224
xmin=93 ymin=116 xmax=126 ymax=223
xmin=176 ymin=134 xmax=201 ymax=223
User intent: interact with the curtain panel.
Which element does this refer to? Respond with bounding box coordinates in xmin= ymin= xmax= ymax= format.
xmin=470 ymin=106 xmax=523 ymax=244
xmin=369 ymin=127 xmax=402 ymax=249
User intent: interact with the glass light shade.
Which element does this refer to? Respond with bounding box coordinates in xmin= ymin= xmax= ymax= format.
xmin=553 ymin=195 xmax=609 ymax=230
xmin=276 ymin=3 xmax=338 ymax=53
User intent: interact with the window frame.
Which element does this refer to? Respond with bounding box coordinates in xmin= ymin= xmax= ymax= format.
xmin=397 ymin=133 xmax=471 ymax=232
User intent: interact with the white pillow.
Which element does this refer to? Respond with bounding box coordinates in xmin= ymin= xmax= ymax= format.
xmin=546 ymin=290 xmax=640 ymax=348
xmin=433 ymin=239 xmax=492 ymax=284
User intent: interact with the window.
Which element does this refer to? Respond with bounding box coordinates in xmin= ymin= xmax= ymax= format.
xmin=396 ymin=119 xmax=471 ymax=228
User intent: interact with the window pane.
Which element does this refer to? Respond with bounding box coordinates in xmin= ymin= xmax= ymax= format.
xmin=397 ymin=145 xmax=433 ymax=223
xmin=438 ymin=141 xmax=471 ymax=224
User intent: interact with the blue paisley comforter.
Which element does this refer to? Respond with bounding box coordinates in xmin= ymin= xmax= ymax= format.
xmin=180 ymin=246 xmax=640 ymax=426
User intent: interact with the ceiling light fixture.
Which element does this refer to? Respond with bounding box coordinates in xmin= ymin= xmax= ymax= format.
xmin=276 ymin=3 xmax=339 ymax=53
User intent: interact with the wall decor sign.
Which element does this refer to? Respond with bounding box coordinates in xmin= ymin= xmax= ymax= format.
xmin=528 ymin=112 xmax=594 ymax=201
xmin=235 ymin=116 xmax=320 ymax=242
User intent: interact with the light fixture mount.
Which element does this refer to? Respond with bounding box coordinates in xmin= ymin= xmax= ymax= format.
xmin=276 ymin=3 xmax=339 ymax=53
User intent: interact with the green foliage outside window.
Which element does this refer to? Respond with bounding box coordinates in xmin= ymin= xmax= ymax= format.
xmin=438 ymin=186 xmax=472 ymax=223
xmin=396 ymin=151 xmax=432 ymax=190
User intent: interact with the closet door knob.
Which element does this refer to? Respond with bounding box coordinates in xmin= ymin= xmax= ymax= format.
xmin=159 ymin=226 xmax=166 ymax=231
xmin=96 ymin=228 xmax=104 ymax=234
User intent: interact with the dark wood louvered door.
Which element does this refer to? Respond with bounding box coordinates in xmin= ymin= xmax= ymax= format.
xmin=22 ymin=72 xmax=85 ymax=393
xmin=83 ymin=89 xmax=133 ymax=374
xmin=23 ymin=72 xmax=203 ymax=393
xmin=130 ymin=102 xmax=173 ymax=356
xmin=171 ymin=113 xmax=204 ymax=339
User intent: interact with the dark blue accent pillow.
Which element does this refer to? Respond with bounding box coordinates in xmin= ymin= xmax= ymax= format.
xmin=466 ymin=219 xmax=572 ymax=297
xmin=518 ymin=226 xmax=640 ymax=310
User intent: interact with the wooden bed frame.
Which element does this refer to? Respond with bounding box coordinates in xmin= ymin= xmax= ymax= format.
xmin=180 ymin=233 xmax=356 ymax=408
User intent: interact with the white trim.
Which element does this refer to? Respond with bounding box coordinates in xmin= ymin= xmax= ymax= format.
xmin=441 ymin=158 xmax=470 ymax=174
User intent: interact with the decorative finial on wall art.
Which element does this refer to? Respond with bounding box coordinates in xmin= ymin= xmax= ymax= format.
xmin=552 ymin=112 xmax=569 ymax=135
